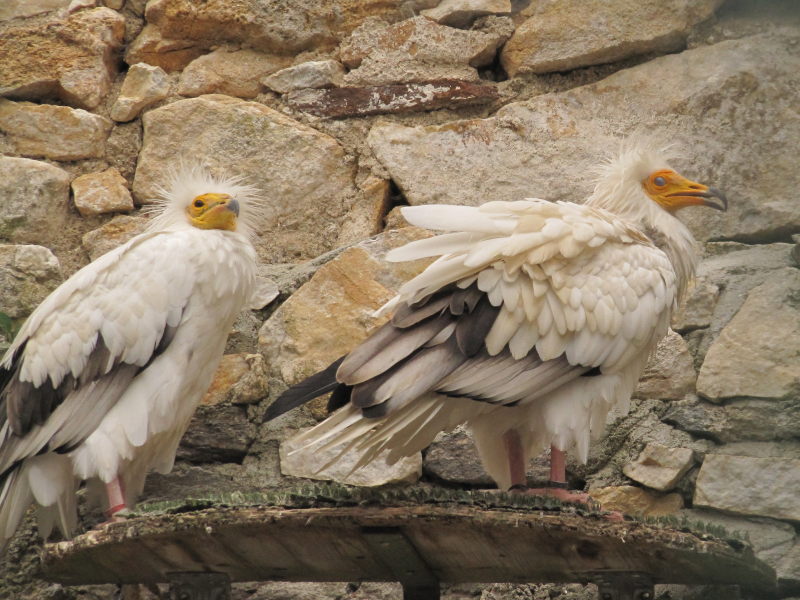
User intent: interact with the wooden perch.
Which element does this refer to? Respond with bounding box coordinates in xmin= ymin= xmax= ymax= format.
xmin=41 ymin=492 xmax=775 ymax=599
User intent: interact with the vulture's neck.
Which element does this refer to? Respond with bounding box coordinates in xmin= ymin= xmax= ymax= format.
xmin=586 ymin=181 xmax=698 ymax=301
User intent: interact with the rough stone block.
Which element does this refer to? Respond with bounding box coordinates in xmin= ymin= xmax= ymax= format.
xmin=694 ymin=454 xmax=800 ymax=521
xmin=697 ymin=268 xmax=800 ymax=402
xmin=501 ymin=0 xmax=723 ymax=75
xmin=71 ymin=168 xmax=134 ymax=217
xmin=110 ymin=63 xmax=170 ymax=122
xmin=0 ymin=99 xmax=112 ymax=160
xmin=623 ymin=443 xmax=695 ymax=491
xmin=0 ymin=7 xmax=124 ymax=109
xmin=263 ymin=60 xmax=345 ymax=94
xmin=589 ymin=485 xmax=683 ymax=517
xmin=178 ymin=48 xmax=291 ymax=99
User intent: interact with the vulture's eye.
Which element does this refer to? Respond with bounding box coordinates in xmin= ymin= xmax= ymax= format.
xmin=653 ymin=176 xmax=666 ymax=187
xmin=193 ymin=199 xmax=204 ymax=208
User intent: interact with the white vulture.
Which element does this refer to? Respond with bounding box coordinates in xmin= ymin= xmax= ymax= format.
xmin=265 ymin=142 xmax=726 ymax=501
xmin=0 ymin=167 xmax=263 ymax=549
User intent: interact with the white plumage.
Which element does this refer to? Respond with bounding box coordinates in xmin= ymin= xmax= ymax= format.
xmin=0 ymin=167 xmax=263 ymax=549
xmin=267 ymin=141 xmax=726 ymax=495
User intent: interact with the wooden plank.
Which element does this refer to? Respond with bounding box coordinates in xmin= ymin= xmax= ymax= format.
xmin=41 ymin=504 xmax=776 ymax=594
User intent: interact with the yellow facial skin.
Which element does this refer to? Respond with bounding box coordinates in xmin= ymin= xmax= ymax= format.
xmin=186 ymin=193 xmax=239 ymax=231
xmin=642 ymin=169 xmax=727 ymax=212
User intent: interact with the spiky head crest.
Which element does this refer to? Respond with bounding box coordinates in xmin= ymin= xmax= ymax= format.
xmin=144 ymin=164 xmax=266 ymax=241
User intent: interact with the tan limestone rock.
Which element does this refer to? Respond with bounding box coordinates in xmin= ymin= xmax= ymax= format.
xmin=697 ymin=268 xmax=800 ymax=402
xmin=695 ymin=454 xmax=800 ymax=521
xmin=422 ymin=0 xmax=512 ymax=28
xmin=501 ymin=0 xmax=724 ymax=76
xmin=335 ymin=177 xmax=392 ymax=247
xmin=81 ymin=215 xmax=149 ymax=260
xmin=125 ymin=24 xmax=204 ymax=72
xmin=384 ymin=206 xmax=410 ymax=230
xmin=201 ymin=354 xmax=269 ymax=407
xmin=145 ymin=0 xmax=422 ymax=55
xmin=340 ymin=16 xmax=506 ymax=86
xmin=0 ymin=0 xmax=70 ymax=20
xmin=0 ymin=99 xmax=112 ymax=160
xmin=134 ymin=94 xmax=358 ymax=262
xmin=177 ymin=48 xmax=292 ymax=99
xmin=0 ymin=7 xmax=124 ymax=109
xmin=0 ymin=244 xmax=62 ymax=319
xmin=258 ymin=228 xmax=433 ymax=392
xmin=0 ymin=157 xmax=71 ymax=245
xmin=589 ymin=485 xmax=683 ymax=517
xmin=672 ymin=277 xmax=719 ymax=333
xmin=110 ymin=63 xmax=170 ymax=122
xmin=263 ymin=60 xmax=346 ymax=94
xmin=635 ymin=329 xmax=696 ymax=401
xmin=71 ymin=168 xmax=134 ymax=217
xmin=623 ymin=443 xmax=695 ymax=492
xmin=280 ymin=428 xmax=422 ymax=487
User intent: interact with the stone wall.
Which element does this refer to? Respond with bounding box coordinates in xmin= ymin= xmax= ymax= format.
xmin=1 ymin=0 xmax=799 ymax=598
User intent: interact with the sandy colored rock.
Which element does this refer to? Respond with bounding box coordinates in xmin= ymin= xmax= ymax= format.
xmin=289 ymin=80 xmax=499 ymax=118
xmin=81 ymin=215 xmax=149 ymax=260
xmin=263 ymin=60 xmax=345 ymax=94
xmin=0 ymin=0 xmax=70 ymax=20
xmin=369 ymin=34 xmax=800 ymax=244
xmin=124 ymin=24 xmax=205 ymax=72
xmin=623 ymin=443 xmax=695 ymax=492
xmin=501 ymin=0 xmax=723 ymax=76
xmin=0 ymin=99 xmax=112 ymax=160
xmin=664 ymin=396 xmax=800 ymax=444
xmin=589 ymin=485 xmax=683 ymax=517
xmin=134 ymin=94 xmax=358 ymax=263
xmin=0 ymin=7 xmax=124 ymax=109
xmin=201 ymin=353 xmax=269 ymax=407
xmin=280 ymin=427 xmax=422 ymax=487
xmin=672 ymin=277 xmax=719 ymax=333
xmin=110 ymin=63 xmax=170 ymax=122
xmin=258 ymin=228 xmax=432 ymax=391
xmin=340 ymin=16 xmax=506 ymax=86
xmin=635 ymin=329 xmax=696 ymax=400
xmin=697 ymin=268 xmax=800 ymax=402
xmin=422 ymin=0 xmax=511 ymax=28
xmin=145 ymin=0 xmax=424 ymax=54
xmin=178 ymin=48 xmax=292 ymax=99
xmin=178 ymin=403 xmax=252 ymax=464
xmin=0 ymin=157 xmax=71 ymax=245
xmin=71 ymin=168 xmax=134 ymax=217
xmin=695 ymin=454 xmax=800 ymax=521
xmin=335 ymin=176 xmax=391 ymax=247
xmin=0 ymin=244 xmax=62 ymax=319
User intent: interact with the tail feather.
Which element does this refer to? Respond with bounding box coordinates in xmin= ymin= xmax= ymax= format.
xmin=0 ymin=466 xmax=33 ymax=552
xmin=263 ymin=357 xmax=345 ymax=422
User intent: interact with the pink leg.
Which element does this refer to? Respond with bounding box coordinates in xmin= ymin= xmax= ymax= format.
xmin=503 ymin=429 xmax=528 ymax=488
xmin=550 ymin=445 xmax=567 ymax=485
xmin=503 ymin=440 xmax=593 ymax=505
xmin=105 ymin=477 xmax=129 ymax=520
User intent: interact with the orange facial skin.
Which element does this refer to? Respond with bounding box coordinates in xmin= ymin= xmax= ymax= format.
xmin=642 ymin=169 xmax=727 ymax=212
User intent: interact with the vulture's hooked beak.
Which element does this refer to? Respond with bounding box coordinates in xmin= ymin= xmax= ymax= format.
xmin=668 ymin=186 xmax=728 ymax=212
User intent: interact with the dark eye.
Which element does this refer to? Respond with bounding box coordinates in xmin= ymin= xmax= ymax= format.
xmin=653 ymin=176 xmax=666 ymax=187
xmin=193 ymin=199 xmax=204 ymax=208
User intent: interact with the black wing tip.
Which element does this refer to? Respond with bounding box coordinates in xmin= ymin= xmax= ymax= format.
xmin=262 ymin=356 xmax=346 ymax=423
